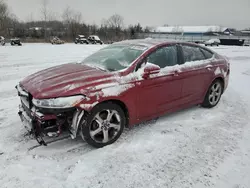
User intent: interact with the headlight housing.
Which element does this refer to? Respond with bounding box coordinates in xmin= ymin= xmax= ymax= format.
xmin=32 ymin=95 xmax=85 ymax=109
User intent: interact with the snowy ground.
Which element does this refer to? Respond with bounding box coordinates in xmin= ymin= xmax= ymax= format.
xmin=0 ymin=43 xmax=250 ymax=188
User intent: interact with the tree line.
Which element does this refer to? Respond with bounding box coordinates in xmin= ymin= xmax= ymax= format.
xmin=0 ymin=0 xmax=151 ymax=42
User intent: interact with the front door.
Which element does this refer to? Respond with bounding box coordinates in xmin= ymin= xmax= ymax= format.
xmin=135 ymin=45 xmax=183 ymax=121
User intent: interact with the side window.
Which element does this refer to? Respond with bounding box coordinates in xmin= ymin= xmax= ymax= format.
xmin=182 ymin=45 xmax=206 ymax=62
xmin=200 ymin=48 xmax=214 ymax=59
xmin=147 ymin=45 xmax=178 ymax=68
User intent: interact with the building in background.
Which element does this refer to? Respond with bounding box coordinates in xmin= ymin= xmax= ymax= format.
xmin=149 ymin=25 xmax=233 ymax=36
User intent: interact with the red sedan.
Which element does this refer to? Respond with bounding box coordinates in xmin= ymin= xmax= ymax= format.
xmin=16 ymin=39 xmax=230 ymax=148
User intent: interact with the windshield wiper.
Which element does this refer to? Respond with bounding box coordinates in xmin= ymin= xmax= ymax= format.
xmin=107 ymin=68 xmax=116 ymax=72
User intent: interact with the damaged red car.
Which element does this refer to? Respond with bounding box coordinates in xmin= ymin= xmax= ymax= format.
xmin=16 ymin=39 xmax=230 ymax=148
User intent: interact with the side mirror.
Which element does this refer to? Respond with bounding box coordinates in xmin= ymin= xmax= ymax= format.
xmin=142 ymin=63 xmax=160 ymax=79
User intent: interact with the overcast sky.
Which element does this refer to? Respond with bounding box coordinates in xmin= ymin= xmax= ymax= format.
xmin=6 ymin=0 xmax=250 ymax=29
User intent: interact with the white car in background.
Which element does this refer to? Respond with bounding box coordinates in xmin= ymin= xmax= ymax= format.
xmin=0 ymin=36 xmax=5 ymax=46
xmin=204 ymin=38 xmax=220 ymax=46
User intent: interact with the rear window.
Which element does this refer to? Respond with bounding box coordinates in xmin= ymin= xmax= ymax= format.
xmin=182 ymin=45 xmax=206 ymax=62
xmin=200 ymin=48 xmax=214 ymax=59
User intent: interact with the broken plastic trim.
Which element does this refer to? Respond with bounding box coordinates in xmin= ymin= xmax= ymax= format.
xmin=69 ymin=110 xmax=85 ymax=139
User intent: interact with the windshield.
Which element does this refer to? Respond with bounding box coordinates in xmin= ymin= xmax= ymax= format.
xmin=80 ymin=44 xmax=148 ymax=72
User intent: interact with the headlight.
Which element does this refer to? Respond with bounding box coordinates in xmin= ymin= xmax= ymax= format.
xmin=32 ymin=95 xmax=85 ymax=109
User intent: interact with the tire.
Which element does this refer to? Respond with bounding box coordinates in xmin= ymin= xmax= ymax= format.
xmin=81 ymin=102 xmax=125 ymax=148
xmin=11 ymin=42 xmax=14 ymax=46
xmin=201 ymin=79 xmax=223 ymax=108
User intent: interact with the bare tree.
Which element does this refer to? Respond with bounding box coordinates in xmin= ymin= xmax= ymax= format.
xmin=26 ymin=13 xmax=34 ymax=23
xmin=101 ymin=18 xmax=108 ymax=28
xmin=105 ymin=14 xmax=124 ymax=40
xmin=0 ymin=0 xmax=9 ymax=35
xmin=41 ymin=0 xmax=49 ymax=39
xmin=106 ymin=14 xmax=124 ymax=29
xmin=48 ymin=11 xmax=58 ymax=21
xmin=62 ymin=6 xmax=72 ymax=25
xmin=62 ymin=6 xmax=82 ymax=39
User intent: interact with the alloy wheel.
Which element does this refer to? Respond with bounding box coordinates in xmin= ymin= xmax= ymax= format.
xmin=89 ymin=109 xmax=121 ymax=143
xmin=208 ymin=82 xmax=222 ymax=105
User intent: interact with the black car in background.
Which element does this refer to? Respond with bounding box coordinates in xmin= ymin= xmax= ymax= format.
xmin=75 ymin=35 xmax=89 ymax=44
xmin=10 ymin=38 xmax=22 ymax=46
xmin=87 ymin=35 xmax=103 ymax=44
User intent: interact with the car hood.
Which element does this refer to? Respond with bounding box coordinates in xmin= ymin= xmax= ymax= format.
xmin=20 ymin=63 xmax=118 ymax=99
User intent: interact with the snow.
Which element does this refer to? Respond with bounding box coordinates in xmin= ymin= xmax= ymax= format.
xmin=214 ymin=67 xmax=221 ymax=75
xmin=1 ymin=43 xmax=250 ymax=188
xmin=80 ymin=102 xmax=98 ymax=109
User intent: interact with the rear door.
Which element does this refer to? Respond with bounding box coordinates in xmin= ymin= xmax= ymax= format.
xmin=135 ymin=44 xmax=183 ymax=120
xmin=178 ymin=44 xmax=214 ymax=104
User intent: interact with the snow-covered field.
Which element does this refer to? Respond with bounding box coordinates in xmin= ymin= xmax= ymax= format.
xmin=0 ymin=43 xmax=250 ymax=188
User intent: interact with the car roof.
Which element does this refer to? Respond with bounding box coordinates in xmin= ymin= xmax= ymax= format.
xmin=114 ymin=39 xmax=185 ymax=48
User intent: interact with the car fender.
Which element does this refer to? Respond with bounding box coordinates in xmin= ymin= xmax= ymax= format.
xmin=76 ymin=83 xmax=137 ymax=125
xmin=77 ymin=92 xmax=130 ymax=112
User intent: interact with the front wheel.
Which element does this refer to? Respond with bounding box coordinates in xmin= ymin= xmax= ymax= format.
xmin=201 ymin=79 xmax=223 ymax=108
xmin=81 ymin=102 xmax=125 ymax=148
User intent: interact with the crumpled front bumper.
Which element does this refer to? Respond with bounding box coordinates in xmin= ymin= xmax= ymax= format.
xmin=18 ymin=105 xmax=34 ymax=132
xmin=18 ymin=103 xmax=60 ymax=145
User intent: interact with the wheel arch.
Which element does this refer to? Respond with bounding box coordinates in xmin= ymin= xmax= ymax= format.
xmin=212 ymin=76 xmax=225 ymax=92
xmin=202 ymin=76 xmax=225 ymax=102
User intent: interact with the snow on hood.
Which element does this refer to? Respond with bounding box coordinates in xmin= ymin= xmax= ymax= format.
xmin=20 ymin=63 xmax=118 ymax=99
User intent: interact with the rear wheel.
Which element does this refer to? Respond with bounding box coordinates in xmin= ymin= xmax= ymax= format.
xmin=81 ymin=102 xmax=125 ymax=148
xmin=201 ymin=79 xmax=223 ymax=108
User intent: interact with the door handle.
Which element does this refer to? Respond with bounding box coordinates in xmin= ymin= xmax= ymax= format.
xmin=206 ymin=67 xmax=212 ymax=71
xmin=206 ymin=65 xmax=213 ymax=71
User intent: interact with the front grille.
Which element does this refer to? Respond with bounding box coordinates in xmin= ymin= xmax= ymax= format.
xmin=18 ymin=84 xmax=34 ymax=117
xmin=21 ymin=99 xmax=32 ymax=118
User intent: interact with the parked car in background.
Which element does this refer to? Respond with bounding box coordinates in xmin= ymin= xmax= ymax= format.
xmin=75 ymin=35 xmax=89 ymax=44
xmin=204 ymin=38 xmax=220 ymax=46
xmin=16 ymin=39 xmax=230 ymax=148
xmin=50 ymin=37 xmax=64 ymax=45
xmin=87 ymin=35 xmax=103 ymax=44
xmin=0 ymin=36 xmax=5 ymax=46
xmin=10 ymin=38 xmax=22 ymax=46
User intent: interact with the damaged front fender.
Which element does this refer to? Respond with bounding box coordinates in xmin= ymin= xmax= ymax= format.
xmin=69 ymin=110 xmax=85 ymax=139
